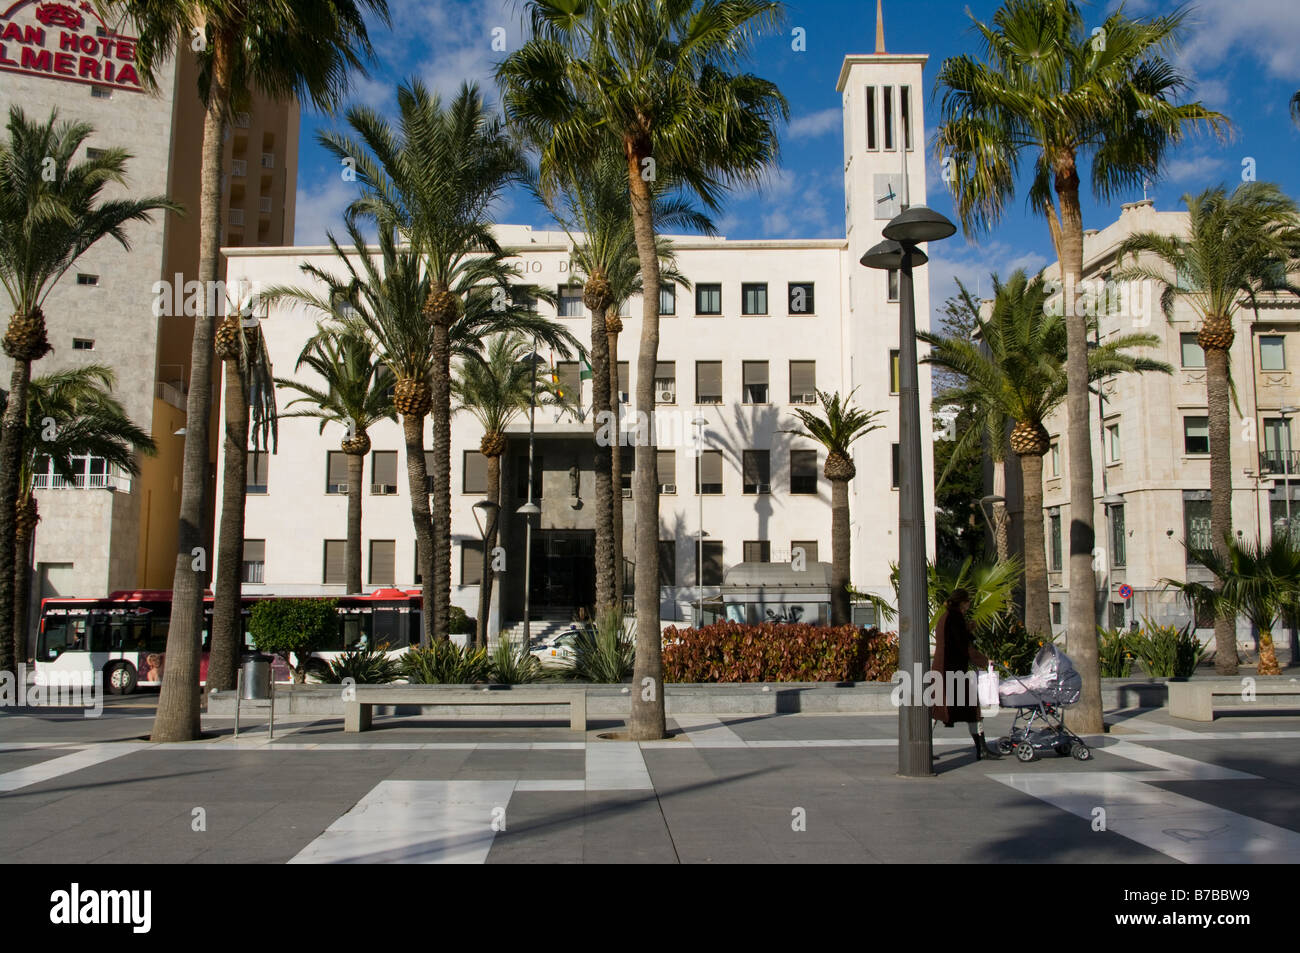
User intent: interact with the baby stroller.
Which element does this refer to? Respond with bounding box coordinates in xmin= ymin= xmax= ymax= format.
xmin=994 ymin=644 xmax=1092 ymax=762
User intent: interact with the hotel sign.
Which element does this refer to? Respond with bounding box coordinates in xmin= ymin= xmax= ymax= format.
xmin=0 ymin=0 xmax=142 ymax=91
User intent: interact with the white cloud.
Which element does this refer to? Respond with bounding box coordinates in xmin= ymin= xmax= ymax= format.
xmin=925 ymin=239 xmax=1050 ymax=317
xmin=1158 ymin=152 xmax=1228 ymax=186
xmin=294 ymin=175 xmax=363 ymax=246
xmin=1176 ymin=0 xmax=1300 ymax=82
xmin=786 ymin=107 xmax=842 ymax=140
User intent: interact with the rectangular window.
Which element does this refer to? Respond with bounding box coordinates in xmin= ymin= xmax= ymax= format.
xmin=1110 ymin=602 xmax=1126 ymax=631
xmin=888 ymin=269 xmax=900 ymax=302
xmin=77 ymin=273 xmax=99 ymax=286
xmin=556 ymin=361 xmax=580 ymax=402
xmin=72 ymin=338 xmax=94 ymax=350
xmin=1264 ymin=418 xmax=1293 ymax=474
xmin=371 ymin=450 xmax=398 ymax=494
xmin=91 ymin=85 xmax=112 ymax=99
xmin=696 ymin=361 xmax=722 ymax=404
xmin=425 ymin=450 xmax=436 ymax=494
xmin=742 ymin=283 xmax=768 ymax=315
xmin=414 ymin=541 xmax=422 ymax=585
xmin=1184 ymin=497 xmax=1212 ymax=560
xmin=246 ymin=451 xmax=269 ymax=493
xmin=789 ymin=361 xmax=816 ymax=404
xmin=323 ymin=540 xmax=346 ymax=585
xmin=460 ymin=540 xmax=484 ymax=586
xmin=658 ymin=541 xmax=676 ymax=588
xmin=890 ymin=350 xmax=900 ymax=394
xmin=241 ymin=540 xmax=265 ymax=584
xmin=882 ymin=85 xmax=894 ymax=150
xmin=510 ymin=285 xmax=537 ymax=310
xmin=1105 ymin=422 xmax=1121 ymax=463
xmin=558 ymin=285 xmax=584 ymax=317
xmin=463 ymin=451 xmax=488 ymax=494
xmin=515 ymin=452 xmax=543 ymax=500
xmin=1051 ymin=602 xmax=1062 ymax=625
xmin=657 ymin=449 xmax=676 ymax=493
xmin=700 ymin=540 xmax=724 ymax=587
xmin=793 ymin=540 xmax=818 ymax=563
xmin=865 ymin=86 xmax=877 ymax=150
xmin=86 ymin=148 xmax=106 ymax=160
xmin=892 ymin=443 xmax=900 ymax=488
xmin=1049 ymin=511 xmax=1062 ymax=571
xmin=659 ymin=283 xmax=676 ymax=315
xmin=1111 ymin=504 xmax=1127 ymax=568
xmin=695 ymin=283 xmax=722 ymax=315
xmin=743 ymin=540 xmax=771 ymax=563
xmin=621 ymin=447 xmax=633 ymax=494
xmin=369 ymin=540 xmax=395 ymax=585
xmin=743 ymin=450 xmax=771 ymax=494
xmin=698 ymin=450 xmax=723 ymax=495
xmin=326 ymin=451 xmax=349 ymax=494
xmin=790 ymin=449 xmax=818 ymax=494
xmin=742 ymin=361 xmax=769 ymax=403
xmin=655 ymin=361 xmax=676 ymax=403
xmin=1180 ymin=332 xmax=1205 ymax=368
xmin=617 ymin=362 xmax=629 ymax=403
xmin=1050 ymin=442 xmax=1061 ymax=477
xmin=900 ymin=86 xmax=912 ymax=150
xmin=1260 ymin=335 xmax=1286 ymax=371
xmin=788 ymin=282 xmax=815 ymax=315
xmin=1183 ymin=416 xmax=1210 ymax=455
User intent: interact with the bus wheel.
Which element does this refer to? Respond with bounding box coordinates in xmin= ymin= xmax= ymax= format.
xmin=105 ymin=662 xmax=137 ymax=696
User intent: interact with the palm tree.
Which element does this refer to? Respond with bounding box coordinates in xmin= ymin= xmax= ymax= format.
xmin=1114 ymin=183 xmax=1300 ymax=675
xmin=783 ymin=390 xmax=886 ymax=627
xmin=1165 ymin=535 xmax=1300 ymax=676
xmin=117 ymin=0 xmax=387 ymax=741
xmin=316 ymin=80 xmax=583 ymax=641
xmin=934 ymin=0 xmax=1225 ymax=732
xmin=275 ymin=325 xmax=396 ymax=594
xmin=1291 ymin=91 xmax=1300 ymax=126
xmin=919 ymin=271 xmax=1170 ymax=639
xmin=452 ymin=333 xmax=565 ymax=649
xmin=6 ymin=366 xmax=155 ymax=664
xmin=0 ymin=107 xmax=177 ymax=675
xmin=498 ymin=0 xmax=788 ymax=740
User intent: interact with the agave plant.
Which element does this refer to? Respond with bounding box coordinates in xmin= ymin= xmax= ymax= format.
xmin=563 ymin=607 xmax=635 ymax=683
xmin=319 ymin=645 xmax=401 ymax=684
xmin=1129 ymin=619 xmax=1204 ymax=678
xmin=400 ymin=641 xmax=493 ymax=684
xmin=488 ymin=637 xmax=544 ymax=685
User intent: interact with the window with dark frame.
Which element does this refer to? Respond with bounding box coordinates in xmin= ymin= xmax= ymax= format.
xmin=892 ymin=443 xmax=900 ymax=488
xmin=790 ymin=449 xmax=818 ymax=494
xmin=514 ymin=452 xmax=543 ymax=500
xmin=890 ymin=350 xmax=900 ymax=394
xmin=788 ymin=282 xmax=815 ymax=314
xmin=1049 ymin=511 xmax=1062 ymax=571
xmin=371 ymin=451 xmax=398 ymax=494
xmin=742 ymin=283 xmax=768 ymax=315
xmin=323 ymin=540 xmax=346 ymax=585
xmin=463 ymin=451 xmax=488 ymax=494
xmin=696 ymin=361 xmax=722 ymax=404
xmin=657 ymin=449 xmax=676 ymax=493
xmin=695 ymin=283 xmax=722 ymax=315
xmin=743 ymin=540 xmax=771 ymax=563
xmin=246 ymin=451 xmax=269 ymax=493
xmin=659 ymin=284 xmax=676 ymax=315
xmin=558 ymin=285 xmax=584 ymax=317
xmin=792 ymin=540 xmax=818 ymax=563
xmin=658 ymin=541 xmax=676 ymax=588
xmin=1183 ymin=417 xmax=1210 ymax=455
xmin=742 ymin=361 xmax=769 ymax=403
xmin=789 ymin=361 xmax=816 ymax=403
xmin=655 ymin=361 xmax=676 ymax=403
xmin=1260 ymin=335 xmax=1286 ymax=371
xmin=865 ymin=86 xmax=877 ymax=150
xmin=326 ymin=452 xmax=349 ymax=494
xmin=1180 ymin=332 xmax=1205 ymax=368
xmin=369 ymin=540 xmax=395 ymax=585
xmin=1111 ymin=504 xmax=1126 ymax=568
xmin=697 ymin=450 xmax=723 ymax=495
xmin=699 ymin=540 xmax=724 ymax=586
xmin=743 ymin=450 xmax=770 ymax=494
xmin=241 ymin=540 xmax=265 ymax=584
xmin=460 ymin=540 xmax=485 ymax=586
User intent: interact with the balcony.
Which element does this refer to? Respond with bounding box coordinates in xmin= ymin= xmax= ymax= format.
xmin=231 ymin=159 xmax=247 ymax=177
xmin=234 ymin=112 xmax=251 ymax=129
xmin=33 ymin=471 xmax=130 ymax=492
xmin=228 ymin=208 xmax=244 ymax=227
xmin=259 ymin=196 xmax=272 ymax=214
xmin=260 ymin=152 xmax=275 ymax=170
xmin=1259 ymin=450 xmax=1300 ymax=476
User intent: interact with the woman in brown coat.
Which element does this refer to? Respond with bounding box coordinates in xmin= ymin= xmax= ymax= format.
xmin=930 ymin=589 xmax=993 ymax=760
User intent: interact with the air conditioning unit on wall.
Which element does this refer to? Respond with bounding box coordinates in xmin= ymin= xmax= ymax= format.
xmin=658 ymin=389 xmax=675 ymax=403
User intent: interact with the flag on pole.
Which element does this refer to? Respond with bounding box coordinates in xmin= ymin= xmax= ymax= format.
xmin=580 ymin=358 xmax=593 ymax=381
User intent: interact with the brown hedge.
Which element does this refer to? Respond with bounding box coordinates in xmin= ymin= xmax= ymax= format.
xmin=661 ymin=623 xmax=899 ymax=683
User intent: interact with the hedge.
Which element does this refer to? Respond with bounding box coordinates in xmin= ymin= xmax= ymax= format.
xmin=662 ymin=623 xmax=898 ymax=683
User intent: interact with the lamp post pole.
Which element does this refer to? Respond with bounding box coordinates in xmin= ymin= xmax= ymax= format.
xmin=693 ymin=417 xmax=708 ymax=626
xmin=862 ymin=205 xmax=956 ymax=779
xmin=517 ymin=344 xmax=540 ymax=647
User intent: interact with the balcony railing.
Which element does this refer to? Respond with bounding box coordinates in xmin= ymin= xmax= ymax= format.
xmin=32 ymin=471 xmax=129 ymax=492
xmin=1259 ymin=450 xmax=1300 ymax=476
xmin=231 ymin=159 xmax=247 ymax=177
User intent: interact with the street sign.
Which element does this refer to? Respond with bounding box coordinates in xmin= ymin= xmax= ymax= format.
xmin=1118 ymin=583 xmax=1133 ymax=601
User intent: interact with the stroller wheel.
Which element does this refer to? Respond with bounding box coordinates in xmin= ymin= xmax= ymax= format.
xmin=1071 ymin=743 xmax=1091 ymax=762
xmin=1054 ymin=742 xmax=1071 ymax=756
xmin=1014 ymin=742 xmax=1036 ymax=763
xmin=996 ymin=738 xmax=1013 ymax=755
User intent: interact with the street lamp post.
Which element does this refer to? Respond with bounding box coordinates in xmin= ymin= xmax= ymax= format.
xmin=517 ymin=345 xmax=544 ymax=647
xmin=693 ymin=416 xmax=708 ymax=626
xmin=978 ymin=494 xmax=1005 ymax=553
xmin=472 ymin=499 xmax=500 ymax=648
xmin=862 ymin=205 xmax=956 ymax=779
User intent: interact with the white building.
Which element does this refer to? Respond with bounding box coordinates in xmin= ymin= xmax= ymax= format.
xmin=217 ymin=43 xmax=937 ymax=634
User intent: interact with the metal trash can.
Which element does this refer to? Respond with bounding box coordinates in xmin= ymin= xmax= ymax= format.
xmin=240 ymin=654 xmax=271 ymax=700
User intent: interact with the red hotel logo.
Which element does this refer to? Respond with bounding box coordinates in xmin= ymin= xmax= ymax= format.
xmin=0 ymin=0 xmax=142 ymax=91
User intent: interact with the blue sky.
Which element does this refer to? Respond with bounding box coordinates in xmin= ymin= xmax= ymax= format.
xmin=293 ymin=0 xmax=1300 ymax=308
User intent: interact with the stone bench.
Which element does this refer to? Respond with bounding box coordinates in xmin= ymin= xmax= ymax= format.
xmin=344 ymin=686 xmax=587 ymax=732
xmin=1168 ymin=679 xmax=1300 ymax=721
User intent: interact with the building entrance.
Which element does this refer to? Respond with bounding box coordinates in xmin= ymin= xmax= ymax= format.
xmin=530 ymin=530 xmax=595 ymax=613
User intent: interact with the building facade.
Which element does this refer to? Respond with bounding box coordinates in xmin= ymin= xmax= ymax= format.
xmin=216 ymin=48 xmax=937 ymax=633
xmin=0 ymin=0 xmax=298 ymax=645
xmin=1032 ymin=198 xmax=1300 ymax=650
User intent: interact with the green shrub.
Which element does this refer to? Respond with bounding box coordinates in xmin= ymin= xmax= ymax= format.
xmin=661 ymin=623 xmax=898 ymax=682
xmin=563 ymin=609 xmax=636 ymax=683
xmin=1097 ymin=627 xmax=1135 ymax=678
xmin=318 ymin=645 xmax=400 ymax=684
xmin=973 ymin=616 xmax=1050 ymax=677
xmin=448 ymin=606 xmax=475 ymax=636
xmin=401 ymin=640 xmax=492 ymax=684
xmin=249 ymin=598 xmax=338 ymax=683
xmin=1132 ymin=618 xmax=1204 ymax=677
xmin=489 ymin=637 xmax=544 ymax=684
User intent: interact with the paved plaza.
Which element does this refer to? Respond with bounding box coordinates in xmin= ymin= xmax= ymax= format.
xmin=2 ymin=695 xmax=1298 ymax=865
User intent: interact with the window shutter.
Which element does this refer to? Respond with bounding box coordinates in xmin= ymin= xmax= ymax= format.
xmin=656 ymin=450 xmax=675 ymax=486
xmin=243 ymin=540 xmax=265 ymax=562
xmin=372 ymin=452 xmax=397 ymax=489
xmin=743 ymin=361 xmax=768 ymax=386
xmin=461 ymin=541 xmax=484 ymax=586
xmin=327 ymin=452 xmax=349 ymax=486
xmin=369 ymin=540 xmax=395 ymax=585
xmin=323 ymin=540 xmax=345 ymax=584
xmin=464 ymin=451 xmax=488 ymax=493
xmin=790 ymin=361 xmax=815 ymax=397
xmin=743 ymin=450 xmax=769 ymax=485
xmin=697 ymin=362 xmax=722 ymax=401
xmin=701 ymin=451 xmax=722 ymax=485
xmin=655 ymin=361 xmax=674 ymax=383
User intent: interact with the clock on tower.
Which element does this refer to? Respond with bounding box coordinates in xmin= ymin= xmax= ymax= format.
xmin=873 ymin=172 xmax=904 ymax=220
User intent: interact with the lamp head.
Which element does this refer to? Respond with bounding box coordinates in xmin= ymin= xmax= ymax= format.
xmin=859 ymin=238 xmax=927 ymax=270
xmin=882 ymin=205 xmax=957 ymax=244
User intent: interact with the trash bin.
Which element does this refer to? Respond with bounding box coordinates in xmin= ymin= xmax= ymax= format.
xmin=240 ymin=654 xmax=271 ymax=700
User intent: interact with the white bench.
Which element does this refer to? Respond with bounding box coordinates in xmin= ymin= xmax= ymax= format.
xmin=1168 ymin=679 xmax=1300 ymax=721
xmin=344 ymin=686 xmax=587 ymax=732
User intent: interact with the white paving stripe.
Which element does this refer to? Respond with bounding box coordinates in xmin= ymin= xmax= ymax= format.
xmin=672 ymin=714 xmax=747 ymax=747
xmin=0 ymin=742 xmax=153 ymax=792
xmin=585 ymin=742 xmax=653 ymax=790
xmin=289 ymin=780 xmax=517 ymax=864
xmin=1101 ymin=741 xmax=1261 ymax=780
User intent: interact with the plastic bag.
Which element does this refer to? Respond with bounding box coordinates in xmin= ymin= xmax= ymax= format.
xmin=977 ymin=665 xmax=1001 ymax=715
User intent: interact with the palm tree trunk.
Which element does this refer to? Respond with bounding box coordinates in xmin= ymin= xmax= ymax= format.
xmin=1205 ymin=342 xmax=1239 ymax=675
xmin=403 ymin=413 xmax=435 ymax=645
xmin=590 ymin=305 xmax=614 ymax=616
xmin=626 ymin=141 xmax=665 ymax=741
xmin=1257 ymin=627 xmax=1281 ymax=675
xmin=1056 ymin=169 xmax=1102 ymax=734
xmin=13 ymin=497 xmax=35 ymax=668
xmin=153 ymin=33 xmax=233 ymax=742
xmin=431 ymin=325 xmax=451 ymax=640
xmin=0 ymin=360 xmax=29 ymax=676
xmin=830 ymin=477 xmax=850 ymax=626
xmin=475 ymin=452 xmax=501 ymax=650
xmin=345 ymin=451 xmax=363 ymax=593
xmin=208 ymin=356 xmax=249 ymax=694
xmin=607 ymin=318 xmax=624 ymax=607
xmin=1019 ymin=451 xmax=1052 ymax=639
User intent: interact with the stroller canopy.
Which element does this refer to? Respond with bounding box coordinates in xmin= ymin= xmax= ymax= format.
xmin=1000 ymin=643 xmax=1082 ymax=707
